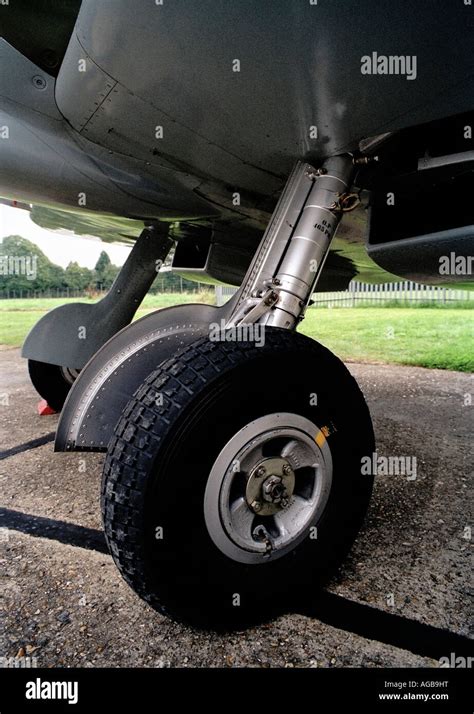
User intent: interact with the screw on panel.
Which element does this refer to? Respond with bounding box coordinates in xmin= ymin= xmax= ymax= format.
xmin=32 ymin=76 xmax=47 ymax=90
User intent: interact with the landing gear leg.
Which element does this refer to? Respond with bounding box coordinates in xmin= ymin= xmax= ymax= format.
xmin=23 ymin=224 xmax=174 ymax=410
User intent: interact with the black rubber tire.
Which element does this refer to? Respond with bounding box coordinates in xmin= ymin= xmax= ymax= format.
xmin=101 ymin=329 xmax=375 ymax=627
xmin=28 ymin=359 xmax=77 ymax=413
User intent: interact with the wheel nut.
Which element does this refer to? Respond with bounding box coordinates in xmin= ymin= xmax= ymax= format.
xmin=282 ymin=464 xmax=292 ymax=475
xmin=280 ymin=498 xmax=289 ymax=509
xmin=256 ymin=466 xmax=266 ymax=478
xmin=252 ymin=500 xmax=262 ymax=512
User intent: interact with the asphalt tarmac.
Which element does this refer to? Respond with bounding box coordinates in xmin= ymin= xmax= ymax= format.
xmin=1 ymin=348 xmax=472 ymax=668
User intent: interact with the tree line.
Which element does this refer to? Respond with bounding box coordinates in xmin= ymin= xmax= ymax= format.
xmin=0 ymin=236 xmax=199 ymax=293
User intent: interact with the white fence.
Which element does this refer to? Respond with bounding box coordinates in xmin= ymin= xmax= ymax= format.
xmin=215 ymin=281 xmax=473 ymax=308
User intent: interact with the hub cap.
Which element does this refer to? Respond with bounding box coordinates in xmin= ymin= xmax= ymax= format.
xmin=204 ymin=413 xmax=333 ymax=564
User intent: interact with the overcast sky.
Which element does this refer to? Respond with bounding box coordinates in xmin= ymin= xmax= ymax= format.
xmin=0 ymin=205 xmax=132 ymax=268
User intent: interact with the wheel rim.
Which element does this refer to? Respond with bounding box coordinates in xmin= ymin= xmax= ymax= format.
xmin=204 ymin=413 xmax=333 ymax=564
xmin=60 ymin=366 xmax=81 ymax=385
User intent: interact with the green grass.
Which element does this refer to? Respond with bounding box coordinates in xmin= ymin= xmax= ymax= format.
xmin=300 ymin=307 xmax=473 ymax=371
xmin=0 ymin=292 xmax=214 ymax=313
xmin=0 ymin=296 xmax=472 ymax=372
xmin=0 ymin=293 xmax=215 ymax=349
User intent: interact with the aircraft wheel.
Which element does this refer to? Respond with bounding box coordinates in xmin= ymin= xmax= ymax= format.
xmin=28 ymin=359 xmax=80 ymax=412
xmin=101 ymin=329 xmax=374 ymax=626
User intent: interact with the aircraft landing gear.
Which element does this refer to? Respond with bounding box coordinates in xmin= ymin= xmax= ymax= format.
xmin=99 ymin=156 xmax=376 ymax=625
xmin=102 ymin=330 xmax=374 ymax=625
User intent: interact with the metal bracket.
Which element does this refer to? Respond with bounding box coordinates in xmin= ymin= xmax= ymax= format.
xmin=22 ymin=225 xmax=174 ymax=369
xmin=225 ymin=287 xmax=280 ymax=328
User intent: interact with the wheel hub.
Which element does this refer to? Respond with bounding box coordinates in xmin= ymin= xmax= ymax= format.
xmin=204 ymin=413 xmax=333 ymax=564
xmin=246 ymin=458 xmax=295 ymax=515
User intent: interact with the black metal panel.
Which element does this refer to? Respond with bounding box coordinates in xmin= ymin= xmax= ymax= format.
xmin=55 ymin=302 xmax=230 ymax=452
xmin=367 ymin=229 xmax=474 ymax=284
xmin=1 ymin=0 xmax=82 ymax=76
xmin=22 ymin=227 xmax=173 ymax=369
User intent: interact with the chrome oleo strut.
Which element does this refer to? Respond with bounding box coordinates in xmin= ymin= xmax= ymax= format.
xmin=226 ymin=156 xmax=357 ymax=330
